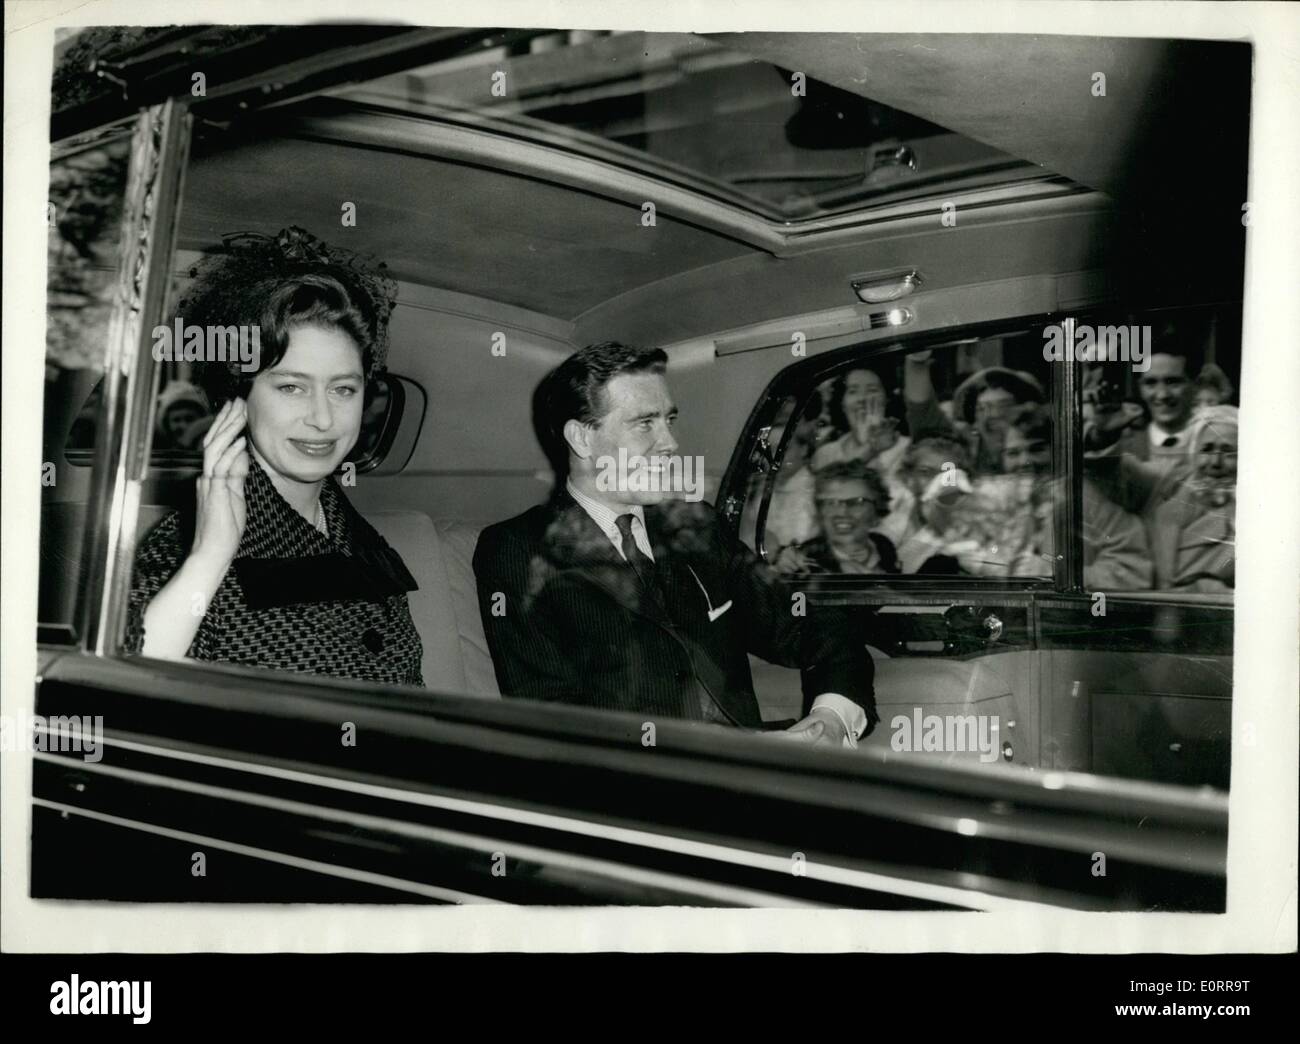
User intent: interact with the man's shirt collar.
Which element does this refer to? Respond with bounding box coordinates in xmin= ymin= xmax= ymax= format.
xmin=566 ymin=479 xmax=649 ymax=559
xmin=1147 ymin=420 xmax=1190 ymax=448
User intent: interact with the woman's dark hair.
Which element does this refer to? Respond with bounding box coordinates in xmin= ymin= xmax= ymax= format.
xmin=534 ymin=340 xmax=669 ymax=479
xmin=177 ymin=228 xmax=397 ymax=407
xmin=825 ymin=365 xmax=903 ymax=435
xmin=191 ymin=270 xmax=378 ymax=407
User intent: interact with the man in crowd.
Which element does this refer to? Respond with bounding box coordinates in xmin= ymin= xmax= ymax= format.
xmin=1114 ymin=341 xmax=1198 ymax=475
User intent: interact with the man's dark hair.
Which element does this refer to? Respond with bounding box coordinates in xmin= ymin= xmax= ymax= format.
xmin=534 ymin=340 xmax=668 ymax=479
xmin=1147 ymin=321 xmax=1201 ymax=370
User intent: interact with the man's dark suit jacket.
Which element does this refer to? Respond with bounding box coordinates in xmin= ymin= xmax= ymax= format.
xmin=473 ymin=491 xmax=876 ymax=730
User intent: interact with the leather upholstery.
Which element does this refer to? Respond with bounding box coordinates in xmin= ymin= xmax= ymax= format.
xmin=364 ymin=512 xmax=501 ymax=698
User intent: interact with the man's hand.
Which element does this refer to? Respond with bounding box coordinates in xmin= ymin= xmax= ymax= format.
xmin=776 ymin=706 xmax=848 ymax=748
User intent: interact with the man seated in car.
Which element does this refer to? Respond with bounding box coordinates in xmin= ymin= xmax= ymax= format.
xmin=473 ymin=341 xmax=878 ymax=747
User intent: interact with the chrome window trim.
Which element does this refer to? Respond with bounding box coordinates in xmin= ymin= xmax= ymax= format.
xmin=32 ymin=797 xmax=501 ymax=906
xmin=1054 ymin=316 xmax=1085 ymax=593
xmin=74 ymin=100 xmax=192 ymax=657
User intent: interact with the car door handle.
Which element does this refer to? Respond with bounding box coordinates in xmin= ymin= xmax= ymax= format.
xmin=983 ymin=613 xmax=1003 ymax=642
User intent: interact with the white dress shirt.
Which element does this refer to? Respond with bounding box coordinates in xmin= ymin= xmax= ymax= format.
xmin=1143 ymin=421 xmax=1193 ymax=476
xmin=1146 ymin=421 xmax=1188 ymax=449
xmin=566 ymin=480 xmax=867 ymax=747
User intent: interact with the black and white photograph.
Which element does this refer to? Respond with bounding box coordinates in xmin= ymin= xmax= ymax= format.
xmin=3 ymin=0 xmax=1297 ymax=982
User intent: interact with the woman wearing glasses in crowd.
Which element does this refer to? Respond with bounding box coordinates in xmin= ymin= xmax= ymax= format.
xmin=125 ymin=227 xmax=424 ymax=685
xmin=785 ymin=459 xmax=901 ymax=575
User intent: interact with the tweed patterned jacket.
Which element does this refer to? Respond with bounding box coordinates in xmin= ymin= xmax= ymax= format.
xmin=126 ymin=459 xmax=424 ymax=687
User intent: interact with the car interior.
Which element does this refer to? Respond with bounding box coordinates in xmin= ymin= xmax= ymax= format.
xmin=41 ymin=29 xmax=1244 ymax=769
xmin=31 ymin=26 xmax=1253 ymax=909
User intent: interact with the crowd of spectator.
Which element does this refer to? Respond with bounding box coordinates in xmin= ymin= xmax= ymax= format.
xmin=763 ymin=341 xmax=1237 ymax=593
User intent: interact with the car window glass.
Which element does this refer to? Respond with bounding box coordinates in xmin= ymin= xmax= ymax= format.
xmin=758 ymin=332 xmax=1072 ymax=584
xmin=1080 ymin=308 xmax=1238 ymax=596
xmin=39 ymin=125 xmax=134 ymax=638
xmin=63 ymin=337 xmax=401 ymax=472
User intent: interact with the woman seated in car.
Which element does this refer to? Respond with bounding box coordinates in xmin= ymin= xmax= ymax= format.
xmin=125 ymin=227 xmax=424 ymax=686
xmin=780 ymin=459 xmax=900 ymax=574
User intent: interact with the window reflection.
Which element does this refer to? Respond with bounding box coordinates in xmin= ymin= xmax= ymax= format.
xmin=40 ymin=130 xmax=133 ymax=634
xmin=1081 ymin=315 xmax=1239 ymax=593
xmin=759 ymin=318 xmax=1238 ymax=594
xmin=764 ymin=333 xmax=1059 ymax=581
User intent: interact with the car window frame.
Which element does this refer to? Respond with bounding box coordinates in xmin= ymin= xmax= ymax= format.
xmin=50 ymin=101 xmax=193 ymax=656
xmin=39 ymin=116 xmax=143 ymax=646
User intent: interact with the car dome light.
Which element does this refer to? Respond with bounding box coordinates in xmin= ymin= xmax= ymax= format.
xmin=852 ymin=269 xmax=922 ymax=304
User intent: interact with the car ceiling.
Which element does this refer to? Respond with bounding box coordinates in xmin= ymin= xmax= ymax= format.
xmin=177 ymin=33 xmax=1248 ymax=331
xmin=178 ymin=127 xmax=752 ymax=322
